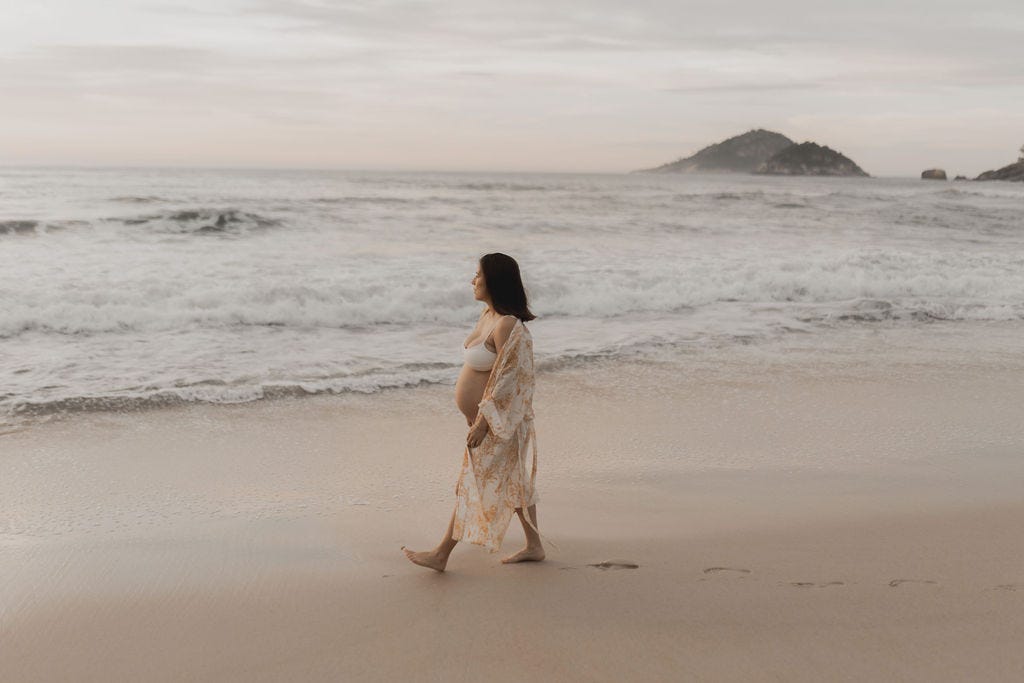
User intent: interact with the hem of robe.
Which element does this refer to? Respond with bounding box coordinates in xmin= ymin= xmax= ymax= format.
xmin=452 ymin=484 xmax=543 ymax=553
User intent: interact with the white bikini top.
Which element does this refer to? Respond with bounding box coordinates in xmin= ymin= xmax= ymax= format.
xmin=463 ymin=316 xmax=511 ymax=371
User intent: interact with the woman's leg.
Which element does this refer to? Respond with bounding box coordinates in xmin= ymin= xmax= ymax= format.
xmin=403 ymin=413 xmax=475 ymax=571
xmin=501 ymin=504 xmax=545 ymax=564
xmin=402 ymin=505 xmax=458 ymax=572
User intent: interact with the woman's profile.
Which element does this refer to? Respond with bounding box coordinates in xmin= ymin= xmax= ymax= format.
xmin=402 ymin=253 xmax=543 ymax=571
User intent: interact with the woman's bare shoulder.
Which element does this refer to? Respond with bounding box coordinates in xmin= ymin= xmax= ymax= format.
xmin=492 ymin=315 xmax=519 ymax=348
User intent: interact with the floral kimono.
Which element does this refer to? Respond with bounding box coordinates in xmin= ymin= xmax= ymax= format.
xmin=452 ymin=319 xmax=539 ymax=552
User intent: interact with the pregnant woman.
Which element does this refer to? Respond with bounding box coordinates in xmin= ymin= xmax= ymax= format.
xmin=402 ymin=253 xmax=543 ymax=571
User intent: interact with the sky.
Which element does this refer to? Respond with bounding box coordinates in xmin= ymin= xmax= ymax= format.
xmin=2 ymin=0 xmax=1023 ymax=176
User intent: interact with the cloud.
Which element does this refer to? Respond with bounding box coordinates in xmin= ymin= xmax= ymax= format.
xmin=1 ymin=0 xmax=1022 ymax=173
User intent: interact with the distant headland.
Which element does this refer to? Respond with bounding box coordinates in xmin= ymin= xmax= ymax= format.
xmin=975 ymin=146 xmax=1024 ymax=182
xmin=923 ymin=145 xmax=1024 ymax=182
xmin=637 ymin=129 xmax=869 ymax=177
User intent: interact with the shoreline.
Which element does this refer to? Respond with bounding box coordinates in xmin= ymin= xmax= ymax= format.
xmin=5 ymin=317 xmax=1023 ymax=429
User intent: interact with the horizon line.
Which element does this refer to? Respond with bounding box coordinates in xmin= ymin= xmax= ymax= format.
xmin=0 ymin=162 xmax=927 ymax=179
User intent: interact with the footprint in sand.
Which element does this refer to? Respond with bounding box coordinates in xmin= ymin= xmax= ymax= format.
xmin=888 ymin=579 xmax=939 ymax=588
xmin=587 ymin=560 xmax=640 ymax=571
xmin=702 ymin=567 xmax=751 ymax=578
xmin=788 ymin=581 xmax=846 ymax=588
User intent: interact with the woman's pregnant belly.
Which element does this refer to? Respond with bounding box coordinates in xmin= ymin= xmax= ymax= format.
xmin=455 ymin=364 xmax=490 ymax=424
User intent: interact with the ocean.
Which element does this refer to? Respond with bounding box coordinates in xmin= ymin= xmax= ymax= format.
xmin=2 ymin=167 xmax=1022 ymax=424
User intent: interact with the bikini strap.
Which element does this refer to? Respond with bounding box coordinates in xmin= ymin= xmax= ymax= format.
xmin=483 ymin=314 xmax=516 ymax=343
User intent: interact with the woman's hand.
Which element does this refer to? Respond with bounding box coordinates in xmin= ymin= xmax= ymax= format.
xmin=467 ymin=417 xmax=489 ymax=449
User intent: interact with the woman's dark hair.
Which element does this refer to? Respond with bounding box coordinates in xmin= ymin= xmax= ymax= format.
xmin=480 ymin=253 xmax=535 ymax=322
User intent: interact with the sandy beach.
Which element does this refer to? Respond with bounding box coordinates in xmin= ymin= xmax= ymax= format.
xmin=3 ymin=324 xmax=1024 ymax=682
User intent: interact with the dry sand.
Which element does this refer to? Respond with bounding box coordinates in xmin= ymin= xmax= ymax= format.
xmin=2 ymin=326 xmax=1023 ymax=681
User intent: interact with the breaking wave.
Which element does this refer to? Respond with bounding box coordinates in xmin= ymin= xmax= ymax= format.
xmin=115 ymin=209 xmax=281 ymax=235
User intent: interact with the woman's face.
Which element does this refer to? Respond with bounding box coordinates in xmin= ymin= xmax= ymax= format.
xmin=472 ymin=266 xmax=488 ymax=303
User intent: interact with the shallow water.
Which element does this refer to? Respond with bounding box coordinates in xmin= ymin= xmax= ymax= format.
xmin=2 ymin=168 xmax=1022 ymax=421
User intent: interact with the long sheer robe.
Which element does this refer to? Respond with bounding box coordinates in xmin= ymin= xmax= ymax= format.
xmin=452 ymin=319 xmax=539 ymax=552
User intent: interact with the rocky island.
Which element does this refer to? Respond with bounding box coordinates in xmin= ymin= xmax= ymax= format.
xmin=755 ymin=142 xmax=869 ymax=177
xmin=638 ymin=130 xmax=869 ymax=177
xmin=638 ymin=129 xmax=794 ymax=173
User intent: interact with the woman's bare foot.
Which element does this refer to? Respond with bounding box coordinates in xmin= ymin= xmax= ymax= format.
xmin=501 ymin=545 xmax=545 ymax=564
xmin=401 ymin=546 xmax=449 ymax=572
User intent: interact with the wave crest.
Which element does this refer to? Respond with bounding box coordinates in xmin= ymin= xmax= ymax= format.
xmin=117 ymin=209 xmax=280 ymax=235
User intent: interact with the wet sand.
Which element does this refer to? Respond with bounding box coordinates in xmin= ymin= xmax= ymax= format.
xmin=3 ymin=326 xmax=1024 ymax=681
